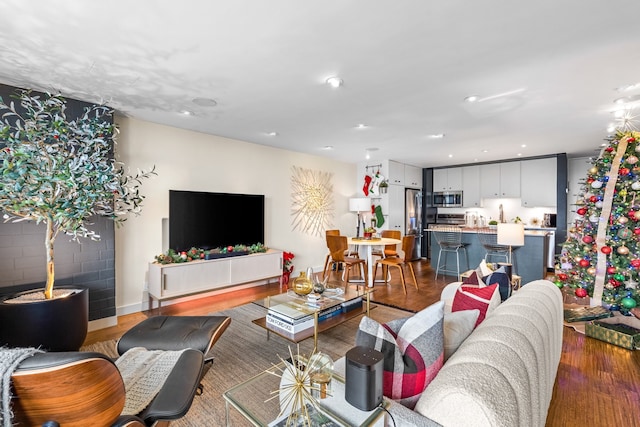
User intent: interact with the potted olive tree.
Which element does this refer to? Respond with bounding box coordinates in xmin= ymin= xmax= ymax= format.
xmin=0 ymin=89 xmax=154 ymax=350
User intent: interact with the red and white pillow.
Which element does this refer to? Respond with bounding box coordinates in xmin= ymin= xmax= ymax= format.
xmin=451 ymin=283 xmax=501 ymax=327
xmin=355 ymin=301 xmax=444 ymax=409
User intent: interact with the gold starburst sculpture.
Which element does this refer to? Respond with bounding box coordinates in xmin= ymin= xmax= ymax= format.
xmin=290 ymin=166 xmax=334 ymax=237
xmin=265 ymin=346 xmax=333 ymax=427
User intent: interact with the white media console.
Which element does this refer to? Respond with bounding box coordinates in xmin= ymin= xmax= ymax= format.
xmin=148 ymin=249 xmax=283 ymax=309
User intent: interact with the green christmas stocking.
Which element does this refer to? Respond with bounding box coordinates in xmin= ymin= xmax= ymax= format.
xmin=374 ymin=205 xmax=385 ymax=227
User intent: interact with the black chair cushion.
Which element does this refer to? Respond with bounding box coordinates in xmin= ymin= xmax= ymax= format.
xmin=117 ymin=315 xmax=230 ymax=356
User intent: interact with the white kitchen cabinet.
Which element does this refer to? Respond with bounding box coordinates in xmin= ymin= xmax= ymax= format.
xmin=404 ymin=165 xmax=423 ymax=188
xmin=521 ymin=157 xmax=557 ymax=207
xmin=388 ymin=160 xmax=405 ymax=186
xmin=433 ymin=168 xmax=462 ymax=191
xmin=462 ymin=165 xmax=481 ymax=207
xmin=480 ymin=162 xmax=521 ymax=198
xmin=386 ymin=185 xmax=405 ymax=232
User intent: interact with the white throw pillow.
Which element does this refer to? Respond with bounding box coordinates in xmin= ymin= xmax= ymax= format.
xmin=443 ymin=309 xmax=480 ymax=361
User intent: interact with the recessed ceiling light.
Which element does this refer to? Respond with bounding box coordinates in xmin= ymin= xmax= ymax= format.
xmin=180 ymin=110 xmax=194 ymax=116
xmin=448 ymin=154 xmax=453 ymax=158
xmin=323 ymin=145 xmax=333 ymax=150
xmin=356 ymin=123 xmax=368 ymax=129
xmin=267 ymin=131 xmax=278 ymax=136
xmin=517 ymin=153 xmax=522 ymax=157
xmin=429 ymin=133 xmax=445 ymax=139
xmin=192 ymin=97 xmax=217 ymax=107
xmin=521 ymin=144 xmax=527 ymax=148
xmin=464 ymin=95 xmax=479 ymax=103
xmin=326 ymin=76 xmax=343 ymax=88
xmin=482 ymin=149 xmax=489 ymax=153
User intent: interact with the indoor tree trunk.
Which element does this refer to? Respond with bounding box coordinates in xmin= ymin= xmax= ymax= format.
xmin=44 ymin=218 xmax=55 ymax=299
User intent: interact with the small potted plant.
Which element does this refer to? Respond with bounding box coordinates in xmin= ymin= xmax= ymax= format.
xmin=363 ymin=227 xmax=376 ymax=239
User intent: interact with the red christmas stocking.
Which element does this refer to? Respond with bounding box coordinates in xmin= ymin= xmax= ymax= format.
xmin=363 ymin=174 xmax=372 ymax=196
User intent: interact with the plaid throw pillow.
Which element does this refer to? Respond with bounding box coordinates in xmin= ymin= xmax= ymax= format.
xmin=355 ymin=301 xmax=444 ymax=409
xmin=451 ymin=283 xmax=500 ymax=326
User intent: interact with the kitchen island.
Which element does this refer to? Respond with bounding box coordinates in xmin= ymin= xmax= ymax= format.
xmin=427 ymin=227 xmax=550 ymax=285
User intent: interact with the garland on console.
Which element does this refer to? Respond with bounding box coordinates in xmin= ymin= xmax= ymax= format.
xmin=154 ymin=243 xmax=268 ymax=264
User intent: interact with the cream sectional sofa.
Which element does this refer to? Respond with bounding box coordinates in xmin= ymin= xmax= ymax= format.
xmin=337 ymin=279 xmax=563 ymax=427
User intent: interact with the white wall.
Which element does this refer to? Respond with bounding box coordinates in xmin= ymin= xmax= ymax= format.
xmin=113 ymin=116 xmax=356 ymax=313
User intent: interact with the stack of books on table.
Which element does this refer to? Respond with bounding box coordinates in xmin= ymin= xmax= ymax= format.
xmin=266 ymin=300 xmax=348 ymax=334
xmin=267 ymin=302 xmax=315 ymax=334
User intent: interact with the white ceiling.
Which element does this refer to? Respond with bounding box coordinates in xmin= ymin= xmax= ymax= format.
xmin=1 ymin=0 xmax=639 ymax=168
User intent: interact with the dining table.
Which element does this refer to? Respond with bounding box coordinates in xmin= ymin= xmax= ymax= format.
xmin=347 ymin=236 xmax=402 ymax=288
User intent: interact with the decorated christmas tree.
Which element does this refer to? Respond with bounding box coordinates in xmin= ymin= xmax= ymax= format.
xmin=557 ymin=130 xmax=640 ymax=314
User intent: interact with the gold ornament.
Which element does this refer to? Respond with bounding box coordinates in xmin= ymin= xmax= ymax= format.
xmin=587 ymin=267 xmax=596 ymax=275
xmin=618 ymin=216 xmax=629 ymax=224
xmin=589 ymin=167 xmax=598 ymax=174
xmin=617 ymin=246 xmax=630 ymax=255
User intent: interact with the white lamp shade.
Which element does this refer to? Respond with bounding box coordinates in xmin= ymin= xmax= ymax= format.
xmin=349 ymin=197 xmax=371 ymax=212
xmin=497 ymin=223 xmax=525 ymax=246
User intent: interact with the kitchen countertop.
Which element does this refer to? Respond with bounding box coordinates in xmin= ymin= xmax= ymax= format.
xmin=425 ymin=226 xmax=551 ymax=237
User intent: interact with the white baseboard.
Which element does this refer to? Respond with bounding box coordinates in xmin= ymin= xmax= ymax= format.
xmin=88 ymin=315 xmax=117 ymax=332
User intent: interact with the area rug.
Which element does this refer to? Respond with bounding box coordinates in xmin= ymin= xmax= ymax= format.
xmin=81 ymin=303 xmax=412 ymax=426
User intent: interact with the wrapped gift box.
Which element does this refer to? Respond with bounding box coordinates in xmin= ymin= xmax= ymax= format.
xmin=585 ymin=320 xmax=640 ymax=350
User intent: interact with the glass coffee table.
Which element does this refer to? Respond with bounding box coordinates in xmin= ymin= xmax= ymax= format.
xmin=223 ymin=361 xmax=387 ymax=426
xmin=252 ymin=287 xmax=373 ymax=351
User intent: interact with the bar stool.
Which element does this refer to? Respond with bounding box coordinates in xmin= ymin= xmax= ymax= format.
xmin=476 ymin=227 xmax=510 ymax=264
xmin=433 ymin=227 xmax=469 ymax=280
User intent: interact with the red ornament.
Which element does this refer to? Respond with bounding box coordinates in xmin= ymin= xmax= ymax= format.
xmin=579 ymin=259 xmax=590 ymax=268
xmin=627 ymin=137 xmax=637 ymax=143
xmin=576 ymin=207 xmax=587 ymax=216
xmin=557 ymin=273 xmax=568 ymax=281
xmin=601 ymin=246 xmax=612 ymax=254
xmin=634 ymin=228 xmax=640 ymax=235
xmin=629 ymin=210 xmax=636 ymax=219
xmin=575 ymin=288 xmax=588 ymax=298
xmin=607 ymin=266 xmax=617 ymax=274
xmin=227 ymin=245 xmax=234 ymax=252
xmin=609 ymin=278 xmax=620 ymax=287
xmin=620 ymin=167 xmax=630 ymax=175
xmin=586 ymin=177 xmax=595 ymax=184
xmin=589 ymin=195 xmax=597 ymax=203
xmin=632 ymin=259 xmax=640 ymax=268
xmin=582 ymin=235 xmax=593 ymax=244
xmin=605 ymin=147 xmax=614 ymax=152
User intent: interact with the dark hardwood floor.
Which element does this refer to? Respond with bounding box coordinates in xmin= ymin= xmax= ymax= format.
xmin=85 ymin=259 xmax=640 ymax=427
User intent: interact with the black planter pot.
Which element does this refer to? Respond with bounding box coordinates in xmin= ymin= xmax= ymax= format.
xmin=0 ymin=286 xmax=89 ymax=351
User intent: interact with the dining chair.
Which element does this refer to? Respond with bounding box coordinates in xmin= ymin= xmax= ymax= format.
xmin=322 ymin=230 xmax=359 ymax=279
xmin=373 ymin=235 xmax=419 ymax=294
xmin=371 ymin=229 xmax=401 ymax=260
xmin=325 ymin=235 xmax=368 ymax=290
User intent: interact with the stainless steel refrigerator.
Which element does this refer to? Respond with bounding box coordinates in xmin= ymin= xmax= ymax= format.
xmin=405 ymin=188 xmax=423 ymax=260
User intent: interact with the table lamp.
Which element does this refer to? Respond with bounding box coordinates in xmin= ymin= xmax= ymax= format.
xmin=349 ymin=197 xmax=371 ymax=238
xmin=497 ymin=223 xmax=525 ymax=266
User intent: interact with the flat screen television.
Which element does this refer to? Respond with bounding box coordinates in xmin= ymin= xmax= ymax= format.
xmin=169 ymin=190 xmax=265 ymax=252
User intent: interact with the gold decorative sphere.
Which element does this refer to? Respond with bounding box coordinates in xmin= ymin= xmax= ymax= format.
xmin=292 ymin=272 xmax=313 ymax=296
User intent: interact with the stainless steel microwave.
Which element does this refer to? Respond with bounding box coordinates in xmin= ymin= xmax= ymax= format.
xmin=433 ymin=191 xmax=463 ymax=207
